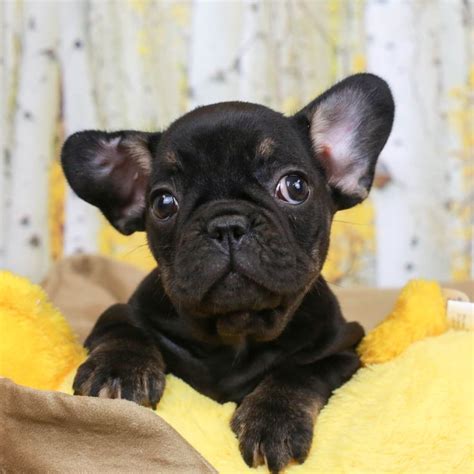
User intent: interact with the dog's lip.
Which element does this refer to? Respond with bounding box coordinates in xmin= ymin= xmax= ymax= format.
xmin=195 ymin=270 xmax=282 ymax=317
xmin=200 ymin=268 xmax=257 ymax=300
xmin=208 ymin=269 xmax=278 ymax=299
xmin=227 ymin=262 xmax=282 ymax=294
xmin=218 ymin=303 xmax=284 ymax=320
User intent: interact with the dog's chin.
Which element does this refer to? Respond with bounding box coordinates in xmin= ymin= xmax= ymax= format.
xmin=214 ymin=305 xmax=291 ymax=344
xmin=185 ymin=272 xmax=294 ymax=343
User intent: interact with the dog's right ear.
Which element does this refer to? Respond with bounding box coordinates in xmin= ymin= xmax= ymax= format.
xmin=61 ymin=130 xmax=161 ymax=235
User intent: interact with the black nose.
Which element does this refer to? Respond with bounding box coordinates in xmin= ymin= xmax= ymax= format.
xmin=207 ymin=214 xmax=249 ymax=246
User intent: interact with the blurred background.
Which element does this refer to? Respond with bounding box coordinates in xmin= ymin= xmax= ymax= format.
xmin=1 ymin=0 xmax=472 ymax=287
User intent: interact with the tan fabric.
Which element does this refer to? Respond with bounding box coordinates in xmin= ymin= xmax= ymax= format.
xmin=0 ymin=378 xmax=216 ymax=473
xmin=335 ymin=281 xmax=473 ymax=331
xmin=41 ymin=255 xmax=145 ymax=342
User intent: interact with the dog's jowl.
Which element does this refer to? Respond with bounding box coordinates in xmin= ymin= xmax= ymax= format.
xmin=62 ymin=73 xmax=394 ymax=473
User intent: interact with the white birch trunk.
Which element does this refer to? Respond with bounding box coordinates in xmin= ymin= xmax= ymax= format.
xmin=0 ymin=3 xmax=7 ymax=267
xmin=271 ymin=1 xmax=299 ymax=111
xmin=4 ymin=3 xmax=59 ymax=282
xmin=151 ymin=2 xmax=189 ymax=125
xmin=437 ymin=1 xmax=473 ymax=280
xmin=188 ymin=0 xmax=243 ymax=107
xmin=292 ymin=1 xmax=332 ymax=106
xmin=88 ymin=1 xmax=126 ymax=129
xmin=114 ymin=1 xmax=185 ymax=129
xmin=366 ymin=0 xmax=453 ymax=286
xmin=116 ymin=1 xmax=150 ymax=128
xmin=0 ymin=0 xmax=23 ymax=267
xmin=59 ymin=0 xmax=100 ymax=256
xmin=238 ymin=1 xmax=274 ymax=106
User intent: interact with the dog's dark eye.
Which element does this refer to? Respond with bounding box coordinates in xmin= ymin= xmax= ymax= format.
xmin=151 ymin=192 xmax=179 ymax=220
xmin=275 ymin=174 xmax=309 ymax=204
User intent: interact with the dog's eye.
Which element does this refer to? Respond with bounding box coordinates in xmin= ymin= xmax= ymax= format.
xmin=151 ymin=192 xmax=179 ymax=220
xmin=275 ymin=174 xmax=309 ymax=204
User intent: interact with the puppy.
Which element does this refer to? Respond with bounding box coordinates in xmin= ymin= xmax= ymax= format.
xmin=62 ymin=73 xmax=394 ymax=473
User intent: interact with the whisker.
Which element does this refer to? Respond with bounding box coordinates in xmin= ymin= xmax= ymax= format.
xmin=332 ymin=219 xmax=370 ymax=226
xmin=122 ymin=244 xmax=150 ymax=257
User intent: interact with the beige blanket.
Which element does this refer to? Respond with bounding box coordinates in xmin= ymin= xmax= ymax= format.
xmin=1 ymin=255 xmax=472 ymax=472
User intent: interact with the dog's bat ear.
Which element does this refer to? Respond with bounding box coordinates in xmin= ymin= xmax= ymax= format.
xmin=293 ymin=73 xmax=394 ymax=210
xmin=61 ymin=130 xmax=161 ymax=235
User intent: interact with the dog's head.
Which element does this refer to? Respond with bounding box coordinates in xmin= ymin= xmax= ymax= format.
xmin=62 ymin=74 xmax=394 ymax=343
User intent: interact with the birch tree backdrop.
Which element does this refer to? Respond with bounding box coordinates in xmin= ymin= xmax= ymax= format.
xmin=1 ymin=0 xmax=472 ymax=286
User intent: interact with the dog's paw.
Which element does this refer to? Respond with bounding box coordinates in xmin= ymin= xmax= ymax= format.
xmin=231 ymin=394 xmax=314 ymax=473
xmin=73 ymin=349 xmax=165 ymax=409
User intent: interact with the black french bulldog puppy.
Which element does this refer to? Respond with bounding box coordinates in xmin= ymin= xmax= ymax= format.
xmin=62 ymin=73 xmax=394 ymax=473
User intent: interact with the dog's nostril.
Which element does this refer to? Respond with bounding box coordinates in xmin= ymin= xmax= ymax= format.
xmin=210 ymin=226 xmax=225 ymax=242
xmin=231 ymin=224 xmax=246 ymax=240
xmin=207 ymin=215 xmax=249 ymax=244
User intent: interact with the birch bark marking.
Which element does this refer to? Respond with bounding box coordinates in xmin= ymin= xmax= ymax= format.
xmin=5 ymin=3 xmax=59 ymax=281
xmin=366 ymin=0 xmax=450 ymax=286
xmin=59 ymin=0 xmax=100 ymax=256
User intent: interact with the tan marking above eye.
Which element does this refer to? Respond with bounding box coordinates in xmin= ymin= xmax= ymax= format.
xmin=256 ymin=137 xmax=275 ymax=159
xmin=163 ymin=150 xmax=178 ymax=165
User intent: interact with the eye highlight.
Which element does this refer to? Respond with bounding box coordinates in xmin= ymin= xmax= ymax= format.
xmin=151 ymin=192 xmax=179 ymax=220
xmin=275 ymin=174 xmax=309 ymax=204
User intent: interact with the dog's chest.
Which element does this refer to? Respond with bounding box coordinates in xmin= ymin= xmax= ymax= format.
xmin=155 ymin=331 xmax=282 ymax=403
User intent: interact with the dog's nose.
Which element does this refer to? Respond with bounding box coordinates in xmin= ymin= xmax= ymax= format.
xmin=207 ymin=214 xmax=249 ymax=245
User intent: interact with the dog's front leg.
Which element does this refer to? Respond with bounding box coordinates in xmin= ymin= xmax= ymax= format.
xmin=231 ymin=351 xmax=360 ymax=473
xmin=73 ymin=303 xmax=165 ymax=409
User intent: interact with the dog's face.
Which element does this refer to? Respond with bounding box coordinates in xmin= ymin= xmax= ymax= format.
xmin=146 ymin=103 xmax=334 ymax=342
xmin=62 ymin=74 xmax=394 ymax=343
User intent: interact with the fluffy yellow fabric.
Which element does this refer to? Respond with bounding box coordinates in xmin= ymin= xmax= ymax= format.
xmin=0 ymin=271 xmax=86 ymax=390
xmin=357 ymin=280 xmax=448 ymax=365
xmin=1 ymin=274 xmax=472 ymax=472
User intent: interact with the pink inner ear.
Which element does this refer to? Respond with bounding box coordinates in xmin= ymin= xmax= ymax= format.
xmin=310 ymin=90 xmax=369 ymax=200
xmin=94 ymin=135 xmax=151 ymax=233
xmin=95 ymin=138 xmax=123 ymax=172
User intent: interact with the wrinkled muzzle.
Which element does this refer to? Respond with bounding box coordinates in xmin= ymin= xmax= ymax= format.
xmin=162 ymin=200 xmax=313 ymax=318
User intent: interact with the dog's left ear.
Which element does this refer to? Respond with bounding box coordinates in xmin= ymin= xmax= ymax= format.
xmin=293 ymin=73 xmax=394 ymax=210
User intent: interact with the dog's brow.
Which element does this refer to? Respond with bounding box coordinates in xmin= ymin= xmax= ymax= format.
xmin=160 ymin=150 xmax=185 ymax=172
xmin=256 ymin=137 xmax=275 ymax=159
xmin=164 ymin=150 xmax=178 ymax=165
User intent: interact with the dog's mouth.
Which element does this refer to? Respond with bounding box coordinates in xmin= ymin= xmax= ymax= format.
xmin=199 ymin=270 xmax=282 ymax=315
xmin=188 ymin=270 xmax=295 ymax=342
